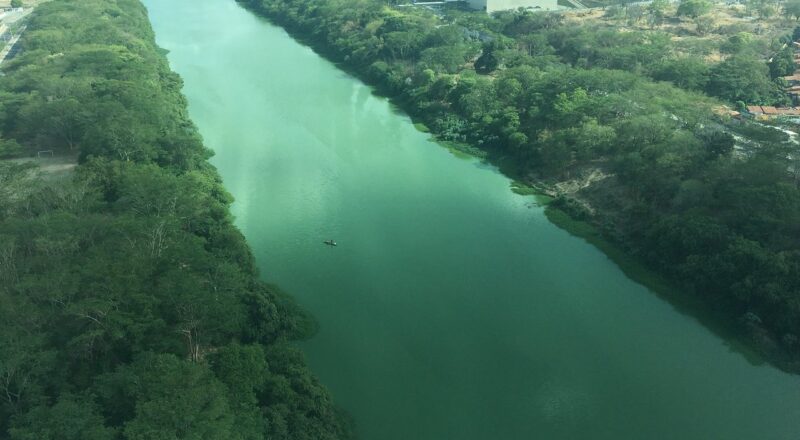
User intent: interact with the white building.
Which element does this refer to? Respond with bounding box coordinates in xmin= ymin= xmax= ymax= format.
xmin=466 ymin=0 xmax=558 ymax=12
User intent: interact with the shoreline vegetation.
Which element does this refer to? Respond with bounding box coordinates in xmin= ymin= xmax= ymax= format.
xmin=235 ymin=0 xmax=800 ymax=373
xmin=515 ymin=179 xmax=764 ymax=364
xmin=0 ymin=0 xmax=352 ymax=438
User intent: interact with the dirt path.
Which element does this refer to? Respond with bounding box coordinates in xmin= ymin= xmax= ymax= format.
xmin=6 ymin=154 xmax=79 ymax=180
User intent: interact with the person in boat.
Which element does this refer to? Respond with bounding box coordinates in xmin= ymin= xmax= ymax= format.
xmin=324 ymin=239 xmax=337 ymax=246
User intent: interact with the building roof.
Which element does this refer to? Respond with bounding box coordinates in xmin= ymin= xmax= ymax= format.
xmin=746 ymin=105 xmax=800 ymax=116
xmin=746 ymin=105 xmax=764 ymax=114
xmin=760 ymin=106 xmax=800 ymax=115
xmin=775 ymin=108 xmax=800 ymax=115
xmin=783 ymin=74 xmax=800 ymax=81
xmin=760 ymin=106 xmax=779 ymax=114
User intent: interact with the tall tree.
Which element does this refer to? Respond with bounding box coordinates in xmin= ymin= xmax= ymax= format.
xmin=677 ymin=0 xmax=711 ymax=18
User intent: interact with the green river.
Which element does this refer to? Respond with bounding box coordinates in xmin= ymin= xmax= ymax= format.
xmin=144 ymin=1 xmax=800 ymax=438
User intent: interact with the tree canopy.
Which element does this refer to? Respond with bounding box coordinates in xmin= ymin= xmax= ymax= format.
xmin=0 ymin=1 xmax=353 ymax=438
xmin=677 ymin=0 xmax=712 ymax=18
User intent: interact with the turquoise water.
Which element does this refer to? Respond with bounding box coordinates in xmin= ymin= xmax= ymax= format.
xmin=145 ymin=1 xmax=800 ymax=438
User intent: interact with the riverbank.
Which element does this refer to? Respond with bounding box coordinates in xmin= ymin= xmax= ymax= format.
xmin=507 ymin=177 xmax=768 ymax=366
xmin=235 ymin=0 xmax=800 ymax=374
xmin=0 ymin=1 xmax=352 ymax=437
xmin=142 ymin=1 xmax=800 ymax=437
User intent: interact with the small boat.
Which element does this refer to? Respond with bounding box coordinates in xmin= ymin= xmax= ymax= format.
xmin=323 ymin=239 xmax=337 ymax=247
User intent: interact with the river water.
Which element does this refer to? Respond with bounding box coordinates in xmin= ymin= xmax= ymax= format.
xmin=144 ymin=1 xmax=800 ymax=438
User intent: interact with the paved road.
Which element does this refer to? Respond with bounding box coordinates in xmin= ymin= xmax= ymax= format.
xmin=0 ymin=29 xmax=21 ymax=65
xmin=1 ymin=8 xmax=31 ymax=25
xmin=0 ymin=8 xmax=32 ymax=67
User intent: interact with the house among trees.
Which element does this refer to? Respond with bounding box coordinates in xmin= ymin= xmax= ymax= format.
xmin=745 ymin=105 xmax=800 ymax=119
xmin=466 ymin=0 xmax=558 ymax=12
xmin=783 ymin=73 xmax=800 ymax=85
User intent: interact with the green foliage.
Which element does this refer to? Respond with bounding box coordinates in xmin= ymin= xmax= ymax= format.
xmin=786 ymin=0 xmax=800 ymax=20
xmin=112 ymin=354 xmax=237 ymax=440
xmin=677 ymin=0 xmax=712 ymax=18
xmin=0 ymin=0 xmax=351 ymax=438
xmin=0 ymin=136 xmax=24 ymax=158
xmin=720 ymin=32 xmax=757 ymax=55
xmin=652 ymin=56 xmax=710 ymax=90
xmin=9 ymin=395 xmax=116 ymax=440
xmin=769 ymin=47 xmax=796 ymax=78
xmin=707 ymin=55 xmax=785 ymax=104
xmin=647 ymin=0 xmax=670 ymax=26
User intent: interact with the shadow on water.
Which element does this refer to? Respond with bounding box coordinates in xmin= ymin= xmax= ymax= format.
xmin=541 ymin=205 xmax=773 ymax=369
xmin=487 ymin=149 xmax=780 ymax=370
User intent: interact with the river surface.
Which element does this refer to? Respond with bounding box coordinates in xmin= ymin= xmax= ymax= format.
xmin=144 ymin=1 xmax=800 ymax=438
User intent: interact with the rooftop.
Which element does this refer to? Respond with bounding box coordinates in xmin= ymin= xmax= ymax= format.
xmin=746 ymin=105 xmax=800 ymax=116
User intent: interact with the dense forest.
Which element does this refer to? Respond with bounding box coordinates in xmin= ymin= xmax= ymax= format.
xmin=0 ymin=0 xmax=352 ymax=438
xmin=236 ymin=0 xmax=800 ymax=370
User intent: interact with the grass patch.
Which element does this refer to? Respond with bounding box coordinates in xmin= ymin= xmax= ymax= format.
xmin=413 ymin=122 xmax=431 ymax=133
xmin=438 ymin=140 xmax=488 ymax=159
xmin=510 ymin=181 xmax=553 ymax=205
xmin=510 ymin=181 xmax=540 ymax=196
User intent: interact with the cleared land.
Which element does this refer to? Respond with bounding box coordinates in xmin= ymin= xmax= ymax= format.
xmin=562 ymin=3 xmax=794 ymax=62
